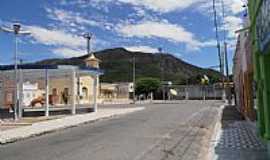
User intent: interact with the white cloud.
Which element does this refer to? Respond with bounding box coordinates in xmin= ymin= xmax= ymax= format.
xmin=26 ymin=25 xmax=85 ymax=48
xmin=52 ymin=48 xmax=85 ymax=58
xmin=200 ymin=39 xmax=217 ymax=47
xmin=45 ymin=7 xmax=113 ymax=31
xmin=119 ymin=0 xmax=201 ymax=13
xmin=84 ymin=0 xmax=243 ymax=14
xmin=197 ymin=0 xmax=244 ymax=15
xmin=117 ymin=21 xmax=202 ymax=51
xmin=91 ymin=0 xmax=202 ymax=13
xmin=125 ymin=46 xmax=158 ymax=53
xmin=195 ymin=0 xmax=244 ymax=46
xmin=46 ymin=8 xmax=98 ymax=26
xmin=225 ymin=0 xmax=245 ymax=14
xmin=25 ymin=25 xmax=87 ymax=58
xmin=25 ymin=25 xmax=110 ymax=57
xmin=223 ymin=16 xmax=243 ymax=38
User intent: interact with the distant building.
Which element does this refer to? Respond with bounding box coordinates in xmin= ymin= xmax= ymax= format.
xmin=0 ymin=53 xmax=103 ymax=111
xmin=99 ymin=82 xmax=134 ymax=103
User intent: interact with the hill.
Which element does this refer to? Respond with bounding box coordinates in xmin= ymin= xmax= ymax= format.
xmin=35 ymin=48 xmax=222 ymax=84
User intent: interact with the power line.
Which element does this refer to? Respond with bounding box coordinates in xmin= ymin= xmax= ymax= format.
xmin=221 ymin=0 xmax=227 ymax=43
xmin=212 ymin=0 xmax=219 ymax=44
xmin=212 ymin=0 xmax=222 ymax=74
xmin=220 ymin=0 xmax=229 ymax=77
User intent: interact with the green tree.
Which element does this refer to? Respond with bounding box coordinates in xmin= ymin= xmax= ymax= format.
xmin=187 ymin=75 xmax=202 ymax=84
xmin=136 ymin=77 xmax=161 ymax=96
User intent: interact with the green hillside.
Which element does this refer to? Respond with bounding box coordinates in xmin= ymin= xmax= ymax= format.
xmin=35 ymin=48 xmax=222 ymax=84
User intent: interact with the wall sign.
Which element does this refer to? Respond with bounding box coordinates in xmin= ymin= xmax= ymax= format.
xmin=256 ymin=0 xmax=270 ymax=53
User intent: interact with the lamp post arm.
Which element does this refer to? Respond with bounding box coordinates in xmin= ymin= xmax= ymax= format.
xmin=18 ymin=30 xmax=31 ymax=35
xmin=0 ymin=27 xmax=14 ymax=33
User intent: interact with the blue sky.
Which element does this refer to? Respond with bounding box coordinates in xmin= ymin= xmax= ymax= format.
xmin=0 ymin=0 xmax=246 ymax=72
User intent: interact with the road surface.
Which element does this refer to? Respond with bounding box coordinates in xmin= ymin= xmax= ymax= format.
xmin=0 ymin=101 xmax=222 ymax=160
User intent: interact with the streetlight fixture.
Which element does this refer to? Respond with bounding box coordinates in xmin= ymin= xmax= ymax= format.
xmin=0 ymin=23 xmax=31 ymax=120
xmin=83 ymin=33 xmax=92 ymax=55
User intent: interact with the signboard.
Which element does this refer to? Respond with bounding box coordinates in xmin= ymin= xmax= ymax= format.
xmin=256 ymin=0 xmax=270 ymax=53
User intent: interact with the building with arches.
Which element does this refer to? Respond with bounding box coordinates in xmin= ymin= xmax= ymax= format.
xmin=0 ymin=53 xmax=103 ymax=118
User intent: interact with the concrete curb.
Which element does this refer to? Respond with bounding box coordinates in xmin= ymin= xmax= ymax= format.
xmin=207 ymin=104 xmax=225 ymax=160
xmin=0 ymin=107 xmax=144 ymax=144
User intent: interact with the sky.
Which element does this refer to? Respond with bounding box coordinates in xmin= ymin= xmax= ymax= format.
xmin=0 ymin=0 xmax=246 ymax=72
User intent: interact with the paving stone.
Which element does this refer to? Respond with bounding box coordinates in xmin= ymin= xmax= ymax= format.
xmin=216 ymin=122 xmax=266 ymax=151
xmin=212 ymin=105 xmax=268 ymax=160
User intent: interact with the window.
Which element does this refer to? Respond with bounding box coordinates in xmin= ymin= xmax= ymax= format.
xmin=52 ymin=88 xmax=57 ymax=95
xmin=82 ymin=87 xmax=88 ymax=99
xmin=64 ymin=88 xmax=69 ymax=95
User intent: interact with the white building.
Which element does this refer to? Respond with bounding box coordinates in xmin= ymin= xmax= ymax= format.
xmin=22 ymin=81 xmax=44 ymax=107
xmin=0 ymin=53 xmax=103 ymax=118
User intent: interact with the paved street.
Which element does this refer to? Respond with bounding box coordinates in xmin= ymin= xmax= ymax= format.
xmin=0 ymin=101 xmax=222 ymax=160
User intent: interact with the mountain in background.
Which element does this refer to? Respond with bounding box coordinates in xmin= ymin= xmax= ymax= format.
xmin=35 ymin=48 xmax=222 ymax=84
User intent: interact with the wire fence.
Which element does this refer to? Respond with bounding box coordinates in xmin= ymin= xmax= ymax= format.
xmin=169 ymin=85 xmax=224 ymax=100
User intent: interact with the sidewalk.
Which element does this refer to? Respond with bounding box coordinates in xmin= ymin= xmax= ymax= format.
xmin=210 ymin=105 xmax=268 ymax=160
xmin=0 ymin=107 xmax=144 ymax=144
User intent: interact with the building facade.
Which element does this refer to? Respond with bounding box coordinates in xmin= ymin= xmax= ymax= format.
xmin=248 ymin=0 xmax=270 ymax=140
xmin=0 ymin=53 xmax=103 ymax=117
xmin=22 ymin=81 xmax=45 ymax=107
xmin=233 ymin=26 xmax=256 ymax=122
xmin=99 ymin=82 xmax=134 ymax=103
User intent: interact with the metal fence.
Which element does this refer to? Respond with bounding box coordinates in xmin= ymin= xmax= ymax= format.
xmin=170 ymin=85 xmax=224 ymax=100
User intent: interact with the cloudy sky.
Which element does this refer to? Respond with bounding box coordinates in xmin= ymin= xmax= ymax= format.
xmin=0 ymin=0 xmax=245 ymax=71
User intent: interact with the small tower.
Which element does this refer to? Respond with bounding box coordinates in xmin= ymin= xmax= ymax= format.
xmin=84 ymin=53 xmax=101 ymax=68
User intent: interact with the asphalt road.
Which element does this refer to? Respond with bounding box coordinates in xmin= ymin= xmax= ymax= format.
xmin=0 ymin=101 xmax=222 ymax=160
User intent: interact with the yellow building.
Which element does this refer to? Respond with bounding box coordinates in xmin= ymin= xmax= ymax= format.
xmin=0 ymin=53 xmax=103 ymax=118
xmin=48 ymin=75 xmax=99 ymax=105
xmin=46 ymin=53 xmax=102 ymax=106
xmin=99 ymin=82 xmax=134 ymax=104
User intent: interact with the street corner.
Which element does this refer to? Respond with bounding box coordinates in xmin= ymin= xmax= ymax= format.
xmin=0 ymin=106 xmax=145 ymax=144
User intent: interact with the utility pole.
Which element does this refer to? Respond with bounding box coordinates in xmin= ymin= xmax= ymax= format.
xmin=212 ymin=0 xmax=226 ymax=101
xmin=212 ymin=0 xmax=222 ymax=74
xmin=18 ymin=59 xmax=23 ymax=118
xmin=224 ymin=42 xmax=229 ymax=78
xmin=158 ymin=47 xmax=165 ymax=101
xmin=0 ymin=23 xmax=31 ymax=120
xmin=132 ymin=55 xmax=136 ymax=104
xmin=221 ymin=0 xmax=229 ymax=80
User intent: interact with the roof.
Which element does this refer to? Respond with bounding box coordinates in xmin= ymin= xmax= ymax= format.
xmin=0 ymin=64 xmax=104 ymax=75
xmin=84 ymin=54 xmax=101 ymax=62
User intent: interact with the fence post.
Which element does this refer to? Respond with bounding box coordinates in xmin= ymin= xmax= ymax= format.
xmin=71 ymin=69 xmax=76 ymax=115
xmin=45 ymin=69 xmax=49 ymax=117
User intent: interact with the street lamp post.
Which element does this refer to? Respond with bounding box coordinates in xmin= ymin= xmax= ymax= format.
xmin=132 ymin=55 xmax=136 ymax=104
xmin=0 ymin=23 xmax=31 ymax=120
xmin=83 ymin=33 xmax=92 ymax=55
xmin=158 ymin=47 xmax=165 ymax=101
